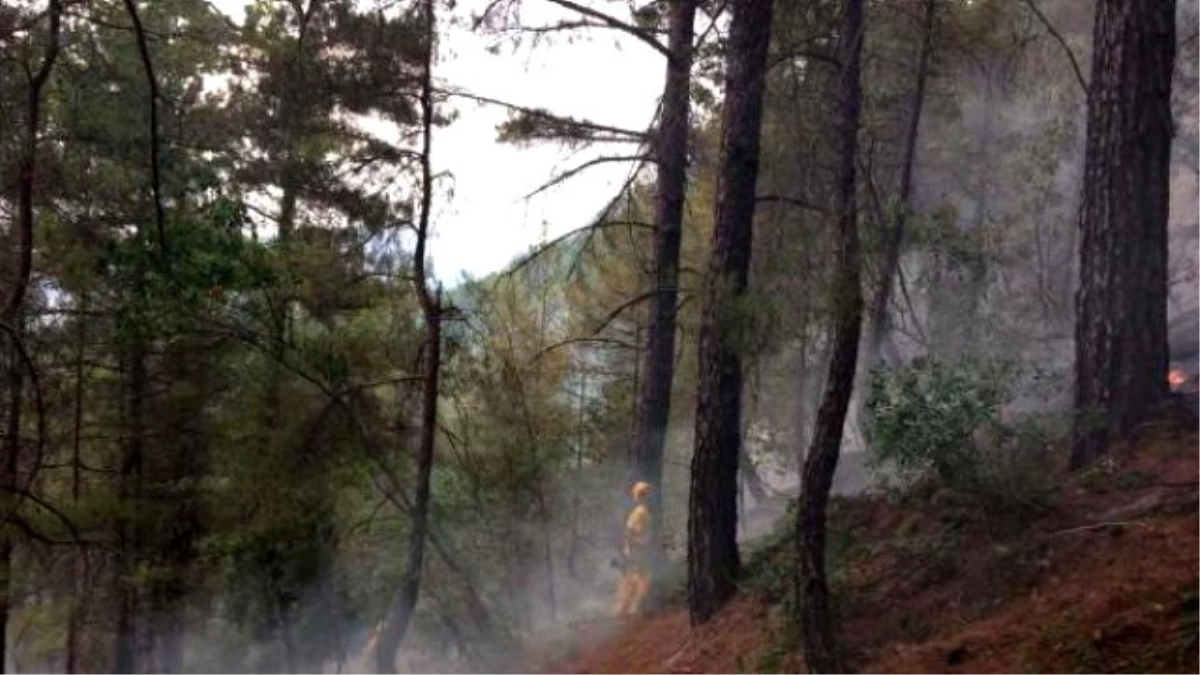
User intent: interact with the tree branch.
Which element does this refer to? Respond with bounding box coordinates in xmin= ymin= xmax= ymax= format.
xmin=1017 ymin=0 xmax=1087 ymax=95
xmin=540 ymin=0 xmax=672 ymax=60
xmin=534 ymin=336 xmax=638 ymax=361
xmin=522 ymin=154 xmax=652 ymax=200
xmin=756 ymin=193 xmax=828 ymax=213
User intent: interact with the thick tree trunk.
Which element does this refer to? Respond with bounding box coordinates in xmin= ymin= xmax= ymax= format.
xmin=631 ymin=0 xmax=698 ymax=530
xmin=375 ymin=0 xmax=440 ymax=668
xmin=1072 ymin=0 xmax=1175 ymax=469
xmin=687 ymin=0 xmax=774 ymax=626
xmin=796 ymin=0 xmax=864 ymax=671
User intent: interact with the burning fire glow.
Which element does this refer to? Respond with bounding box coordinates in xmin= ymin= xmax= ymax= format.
xmin=1168 ymin=368 xmax=1188 ymax=389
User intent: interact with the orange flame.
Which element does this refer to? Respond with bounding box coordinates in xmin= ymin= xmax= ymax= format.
xmin=1168 ymin=368 xmax=1187 ymax=389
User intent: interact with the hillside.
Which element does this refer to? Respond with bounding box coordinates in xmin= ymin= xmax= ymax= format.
xmin=551 ymin=417 xmax=1199 ymax=674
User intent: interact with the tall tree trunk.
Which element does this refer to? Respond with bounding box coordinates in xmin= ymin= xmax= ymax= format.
xmin=958 ymin=64 xmax=998 ymax=357
xmin=0 ymin=334 xmax=23 ymax=675
xmin=261 ymin=44 xmax=302 ymax=675
xmin=1072 ymin=0 xmax=1176 ymax=468
xmin=687 ymin=0 xmax=774 ymax=626
xmin=631 ymin=0 xmax=699 ymax=533
xmin=862 ymin=0 xmax=934 ymax=369
xmin=3 ymin=0 xmax=60 ymax=324
xmin=67 ymin=296 xmax=87 ymax=675
xmin=375 ymin=296 xmax=441 ymax=672
xmin=116 ymin=338 xmax=147 ymax=674
xmin=851 ymin=0 xmax=933 ymax=456
xmin=153 ymin=342 xmax=206 ymax=674
xmin=567 ymin=371 xmax=587 ymax=578
xmin=375 ymin=0 xmax=440 ymax=668
xmin=796 ymin=0 xmax=864 ymax=670
xmin=1 ymin=6 xmax=60 ymax=668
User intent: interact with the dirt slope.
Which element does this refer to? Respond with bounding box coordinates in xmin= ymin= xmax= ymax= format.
xmin=554 ymin=422 xmax=1199 ymax=674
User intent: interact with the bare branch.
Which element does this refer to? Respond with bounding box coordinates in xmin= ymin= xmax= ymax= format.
xmin=693 ymin=0 xmax=728 ymax=47
xmin=442 ymin=88 xmax=650 ymax=143
xmin=541 ymin=0 xmax=672 ymax=60
xmin=498 ymin=162 xmax=648 ymax=286
xmin=0 ymin=487 xmax=87 ymax=550
xmin=756 ymin=193 xmax=828 ymax=213
xmin=534 ymin=336 xmax=638 ymax=361
xmin=584 ymin=290 xmax=657 ymax=337
xmin=522 ymin=154 xmax=652 ymax=200
xmin=1017 ymin=0 xmax=1087 ymax=96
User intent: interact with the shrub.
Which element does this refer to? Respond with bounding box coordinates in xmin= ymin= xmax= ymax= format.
xmin=866 ymin=357 xmax=1012 ymax=486
xmin=865 ymin=357 xmax=1055 ymax=522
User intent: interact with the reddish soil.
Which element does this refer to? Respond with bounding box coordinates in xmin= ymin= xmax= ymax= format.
xmin=554 ymin=598 xmax=799 ymax=674
xmin=555 ymin=422 xmax=1199 ymax=674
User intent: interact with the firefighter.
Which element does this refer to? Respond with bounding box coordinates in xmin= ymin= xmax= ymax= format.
xmin=613 ymin=481 xmax=654 ymax=618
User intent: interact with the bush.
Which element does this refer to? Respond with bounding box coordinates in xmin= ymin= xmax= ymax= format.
xmin=866 ymin=357 xmax=1012 ymax=486
xmin=865 ymin=358 xmax=1055 ymax=522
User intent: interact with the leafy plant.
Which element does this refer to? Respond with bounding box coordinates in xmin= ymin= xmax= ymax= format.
xmin=867 ymin=357 xmax=1057 ymax=524
xmin=866 ymin=357 xmax=1013 ymax=488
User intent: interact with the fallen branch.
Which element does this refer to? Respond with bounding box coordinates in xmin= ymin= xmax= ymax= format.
xmin=1045 ymin=489 xmax=1200 ymax=538
xmin=1044 ymin=520 xmax=1142 ymax=538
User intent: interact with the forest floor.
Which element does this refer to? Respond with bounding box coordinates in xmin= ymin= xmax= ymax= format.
xmin=546 ymin=417 xmax=1199 ymax=673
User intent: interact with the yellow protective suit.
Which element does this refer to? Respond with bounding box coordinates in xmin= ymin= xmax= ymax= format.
xmin=613 ymin=481 xmax=654 ymax=618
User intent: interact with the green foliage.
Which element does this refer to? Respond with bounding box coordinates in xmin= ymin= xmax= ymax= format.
xmin=103 ymin=208 xmax=279 ymax=340
xmin=867 ymin=357 xmax=1014 ymax=487
xmin=867 ymin=358 xmax=1058 ymax=524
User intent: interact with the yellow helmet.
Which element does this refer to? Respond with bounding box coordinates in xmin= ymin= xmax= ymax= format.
xmin=630 ymin=481 xmax=653 ymax=500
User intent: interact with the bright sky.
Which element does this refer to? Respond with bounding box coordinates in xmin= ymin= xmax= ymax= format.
xmin=210 ymin=0 xmax=664 ymax=284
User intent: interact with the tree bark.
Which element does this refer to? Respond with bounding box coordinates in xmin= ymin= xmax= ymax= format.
xmin=796 ymin=0 xmax=864 ymax=671
xmin=631 ymin=0 xmax=699 ymax=534
xmin=1072 ymin=0 xmax=1176 ymax=469
xmin=687 ymin=0 xmax=774 ymax=627
xmin=375 ymin=0 xmax=440 ymax=668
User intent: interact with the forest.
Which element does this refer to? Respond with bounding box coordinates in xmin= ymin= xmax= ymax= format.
xmin=0 ymin=0 xmax=1197 ymax=672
